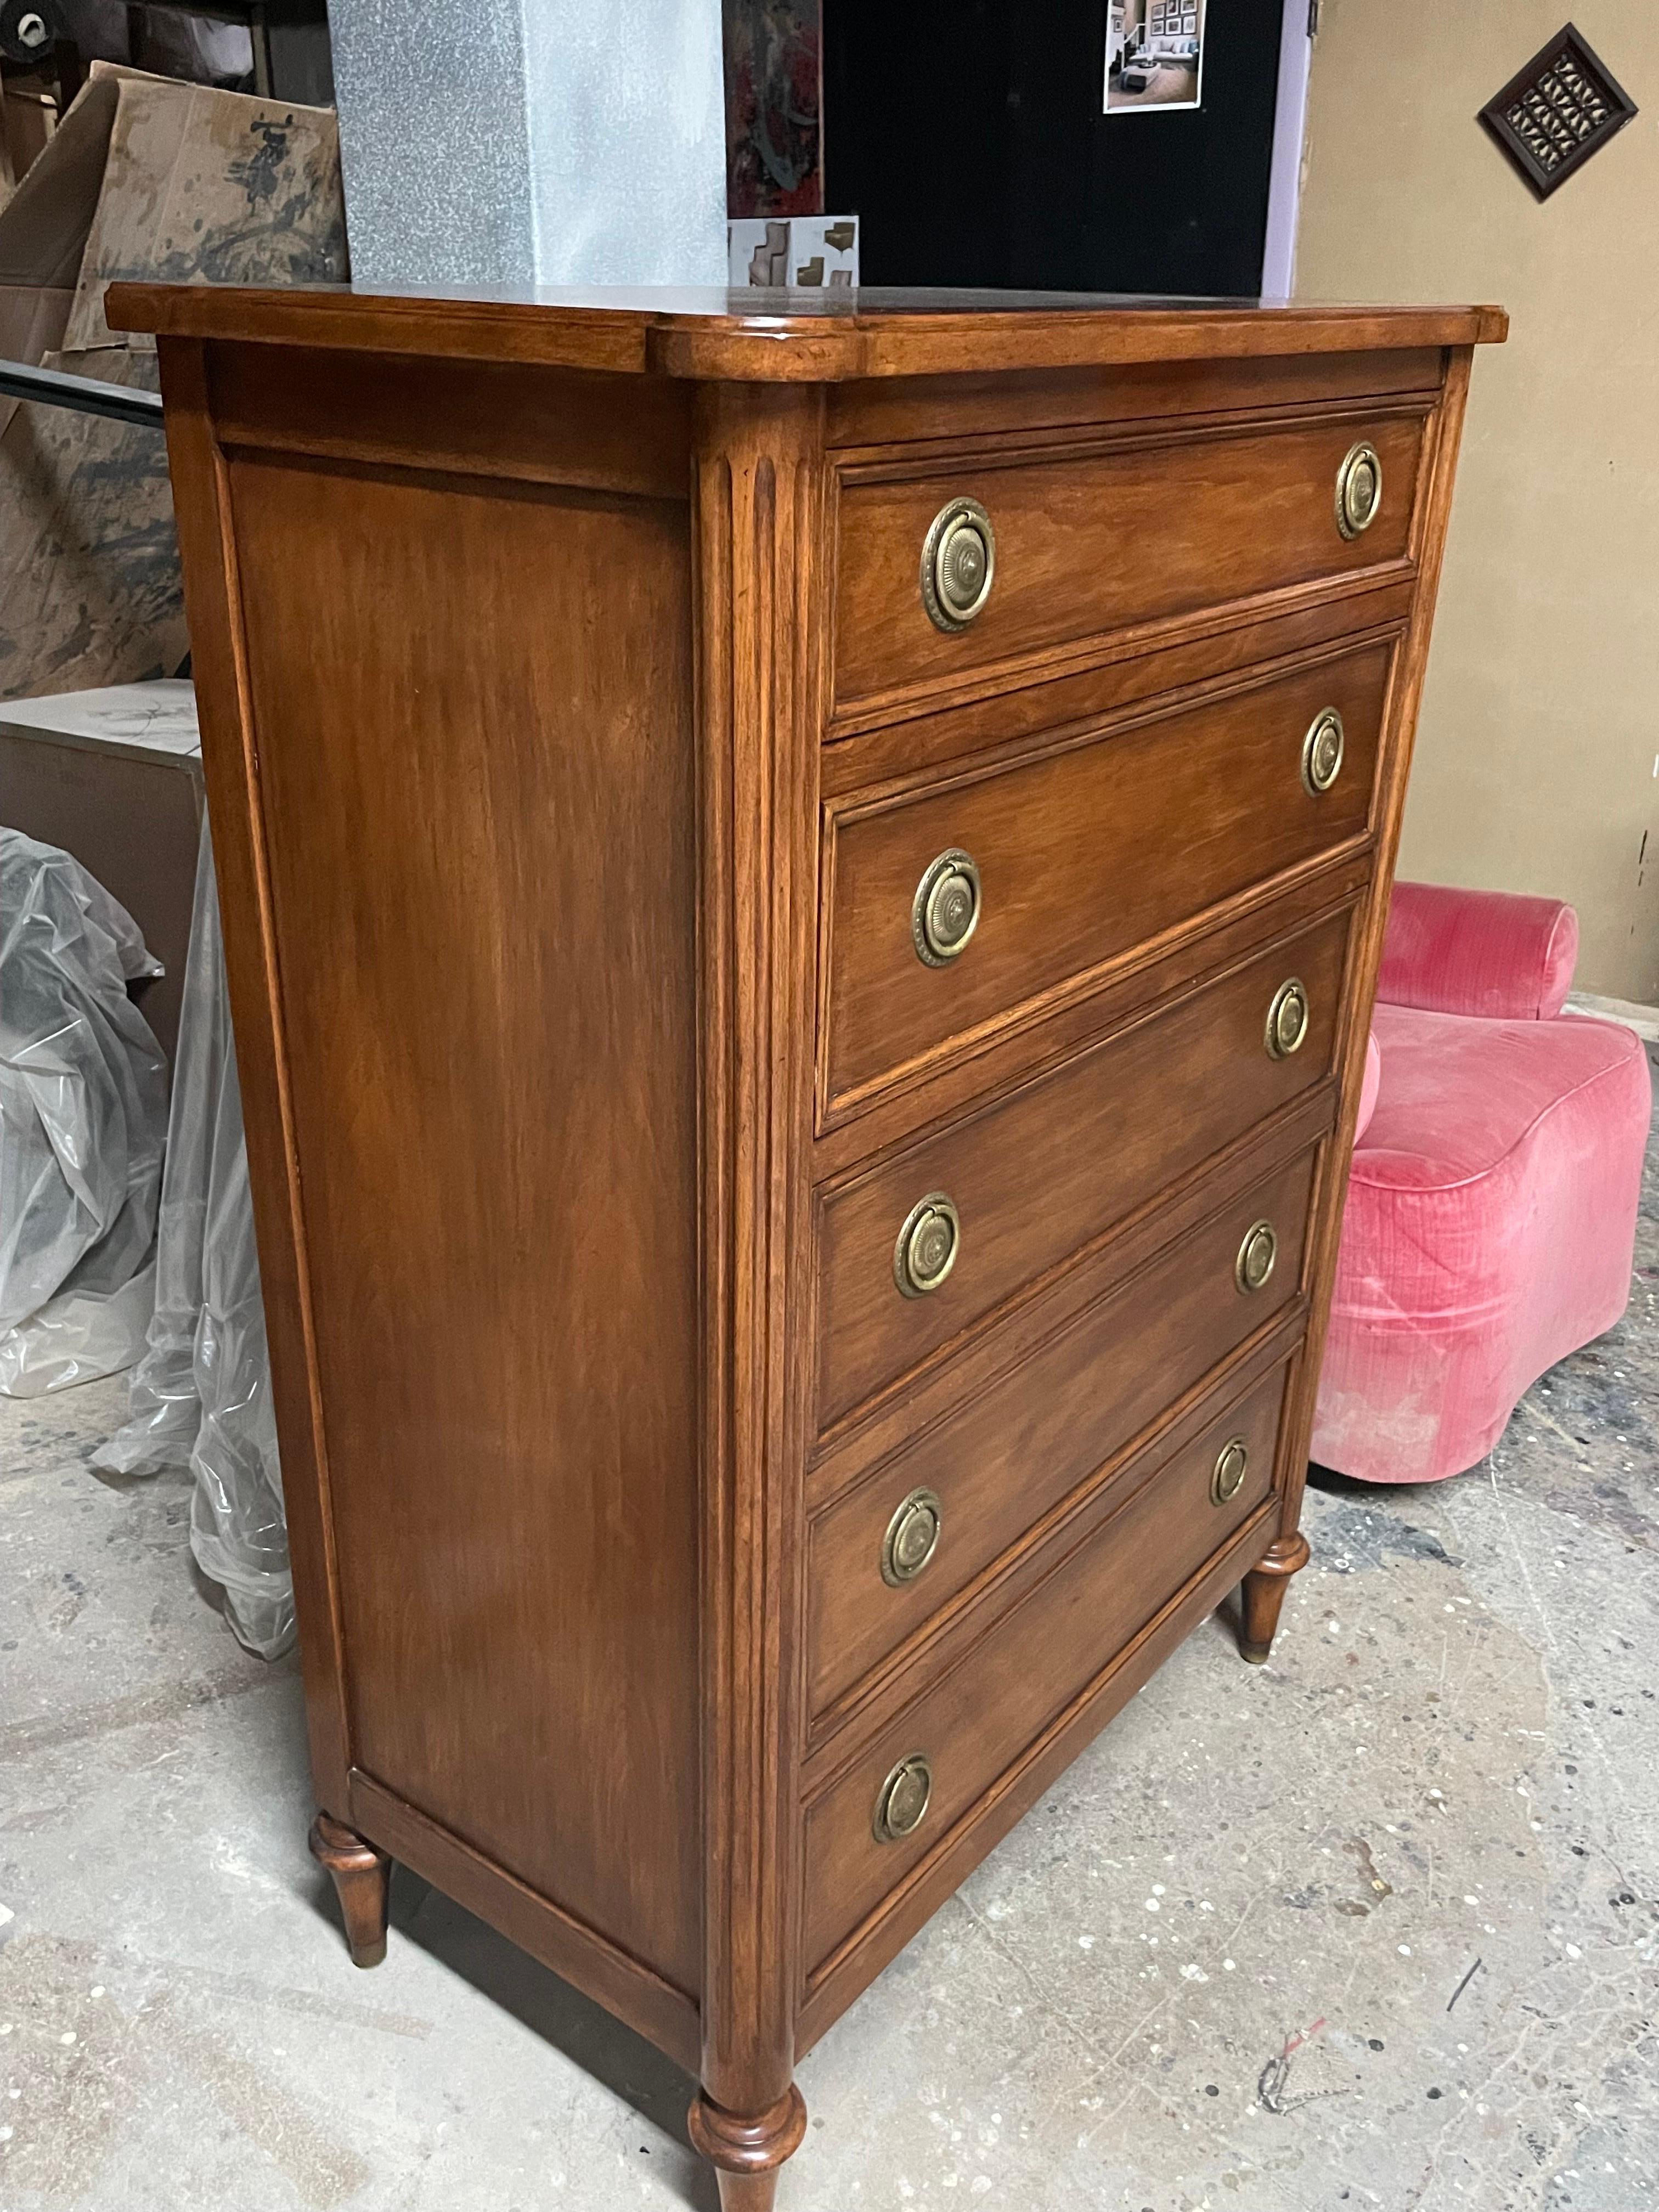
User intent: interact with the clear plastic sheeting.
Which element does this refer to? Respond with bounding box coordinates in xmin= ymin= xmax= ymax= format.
xmin=95 ymin=823 xmax=293 ymax=1658
xmin=0 ymin=830 xmax=168 ymax=1394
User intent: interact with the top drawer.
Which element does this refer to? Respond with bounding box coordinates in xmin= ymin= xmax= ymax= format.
xmin=832 ymin=408 xmax=1426 ymax=715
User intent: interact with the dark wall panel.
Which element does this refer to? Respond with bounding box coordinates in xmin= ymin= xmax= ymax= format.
xmin=823 ymin=0 xmax=1286 ymax=297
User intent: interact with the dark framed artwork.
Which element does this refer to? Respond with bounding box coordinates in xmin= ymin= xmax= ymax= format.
xmin=1479 ymin=23 xmax=1638 ymax=201
xmin=724 ymin=0 xmax=823 ymax=218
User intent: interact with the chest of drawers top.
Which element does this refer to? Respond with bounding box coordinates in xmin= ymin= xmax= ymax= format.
xmin=108 ymin=275 xmax=1505 ymax=362
xmin=108 ymin=279 xmax=1504 ymax=2212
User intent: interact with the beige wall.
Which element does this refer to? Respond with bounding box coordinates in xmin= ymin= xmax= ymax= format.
xmin=1296 ymin=2 xmax=1659 ymax=1001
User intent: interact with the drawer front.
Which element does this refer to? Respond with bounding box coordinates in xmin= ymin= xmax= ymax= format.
xmin=802 ymin=1363 xmax=1287 ymax=1974
xmin=807 ymin=1148 xmax=1314 ymax=1718
xmin=823 ymin=640 xmax=1387 ymax=1111
xmin=833 ymin=410 xmax=1424 ymax=710
xmin=815 ymin=905 xmax=1350 ymax=1431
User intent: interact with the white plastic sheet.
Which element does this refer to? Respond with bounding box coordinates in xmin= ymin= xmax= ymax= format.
xmin=95 ymin=823 xmax=293 ymax=1658
xmin=0 ymin=830 xmax=167 ymax=1393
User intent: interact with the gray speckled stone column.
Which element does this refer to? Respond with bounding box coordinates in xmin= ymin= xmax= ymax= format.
xmin=327 ymin=0 xmax=727 ymax=289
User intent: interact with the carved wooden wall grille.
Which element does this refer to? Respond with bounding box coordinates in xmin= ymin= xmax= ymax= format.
xmin=1479 ymin=24 xmax=1639 ymax=201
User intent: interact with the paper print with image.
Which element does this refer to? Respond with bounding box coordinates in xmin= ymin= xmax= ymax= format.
xmin=1105 ymin=0 xmax=1206 ymax=114
xmin=728 ymin=215 xmax=859 ymax=289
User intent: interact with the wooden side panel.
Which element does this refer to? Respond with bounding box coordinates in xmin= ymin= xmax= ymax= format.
xmin=154 ymin=338 xmax=355 ymax=1816
xmin=222 ymin=445 xmax=704 ymax=1999
xmin=207 ymin=341 xmax=692 ymax=499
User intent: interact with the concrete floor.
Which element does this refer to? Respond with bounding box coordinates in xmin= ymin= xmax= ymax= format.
xmin=4 ymin=1047 xmax=1656 ymax=2212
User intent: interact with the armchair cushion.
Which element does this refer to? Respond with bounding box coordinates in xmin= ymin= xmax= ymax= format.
xmin=1357 ymin=1000 xmax=1643 ymax=1189
xmin=1378 ymin=881 xmax=1578 ymax=1022
xmin=1312 ymin=1003 xmax=1649 ymax=1483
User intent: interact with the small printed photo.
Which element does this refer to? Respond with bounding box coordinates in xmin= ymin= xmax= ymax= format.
xmin=1104 ymin=0 xmax=1206 ymax=114
xmin=727 ymin=216 xmax=860 ymax=290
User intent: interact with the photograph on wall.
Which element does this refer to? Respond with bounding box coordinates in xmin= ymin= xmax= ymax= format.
xmin=1104 ymin=0 xmax=1206 ymax=114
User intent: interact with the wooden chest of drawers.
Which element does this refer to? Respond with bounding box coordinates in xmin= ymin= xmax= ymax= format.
xmin=108 ymin=280 xmax=1504 ymax=2209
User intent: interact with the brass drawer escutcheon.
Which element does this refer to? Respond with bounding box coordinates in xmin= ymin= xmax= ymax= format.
xmin=1235 ymin=1220 xmax=1278 ymax=1295
xmin=1302 ymin=707 xmax=1345 ymax=794
xmin=1265 ymin=977 xmax=1310 ymax=1060
xmin=1211 ymin=1437 xmax=1250 ymax=1506
xmin=894 ymin=1192 xmax=961 ymax=1299
xmin=1335 ymin=441 xmax=1383 ymax=540
xmin=912 ymin=848 xmax=981 ymax=967
xmin=882 ymin=1488 xmax=943 ymax=1586
xmin=872 ymin=1752 xmax=933 ymax=1843
xmin=921 ymin=496 xmax=996 ymax=632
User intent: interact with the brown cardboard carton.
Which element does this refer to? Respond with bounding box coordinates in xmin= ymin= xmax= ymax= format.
xmin=0 ymin=680 xmax=203 ymax=1062
xmin=0 ymin=64 xmax=346 ymax=698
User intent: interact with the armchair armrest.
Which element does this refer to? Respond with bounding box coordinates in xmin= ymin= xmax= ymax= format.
xmin=1377 ymin=881 xmax=1578 ymax=1020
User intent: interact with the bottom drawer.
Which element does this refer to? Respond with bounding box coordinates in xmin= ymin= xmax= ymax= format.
xmin=801 ymin=1361 xmax=1288 ymax=1976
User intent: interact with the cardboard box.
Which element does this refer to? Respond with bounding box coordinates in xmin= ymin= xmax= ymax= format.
xmin=0 ymin=63 xmax=347 ymax=699
xmin=0 ymin=680 xmax=202 ymax=1062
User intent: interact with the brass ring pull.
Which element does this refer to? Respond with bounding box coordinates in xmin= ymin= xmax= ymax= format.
xmin=1265 ymin=977 xmax=1310 ymax=1060
xmin=912 ymin=849 xmax=981 ymax=966
xmin=921 ymin=497 xmax=996 ymax=631
xmin=1235 ymin=1220 xmax=1278 ymax=1295
xmin=1302 ymin=707 xmax=1345 ymax=795
xmin=1211 ymin=1437 xmax=1249 ymax=1506
xmin=1335 ymin=441 xmax=1383 ymax=539
xmin=894 ymin=1193 xmax=961 ymax=1299
xmin=882 ymin=1488 xmax=943 ymax=1585
xmin=872 ymin=1752 xmax=933 ymax=1843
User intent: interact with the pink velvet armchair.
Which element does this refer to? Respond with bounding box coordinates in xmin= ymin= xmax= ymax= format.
xmin=1311 ymin=881 xmax=1651 ymax=1485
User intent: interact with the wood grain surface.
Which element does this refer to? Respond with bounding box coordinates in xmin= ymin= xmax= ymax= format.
xmin=821 ymin=641 xmax=1390 ymax=1109
xmin=834 ymin=409 xmax=1421 ymax=703
xmin=814 ymin=907 xmax=1352 ymax=1430
xmin=224 ymin=443 xmax=707 ymax=1996
xmin=126 ymin=284 xmax=1499 ymax=2210
xmin=800 ymin=1363 xmax=1288 ymax=1973
xmin=689 ymin=383 xmax=825 ymax=2178
xmin=108 ymin=279 xmax=1506 ymax=382
xmin=824 ymin=347 xmax=1445 ymax=450
xmin=806 ymin=1147 xmax=1317 ymax=1719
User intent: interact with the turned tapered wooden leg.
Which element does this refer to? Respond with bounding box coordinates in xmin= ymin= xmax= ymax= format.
xmin=1238 ymin=1531 xmax=1311 ymax=1664
xmin=688 ymin=2083 xmax=808 ymax=2212
xmin=710 ymin=2175 xmax=782 ymax=2212
xmin=308 ymin=1812 xmax=391 ymax=1967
